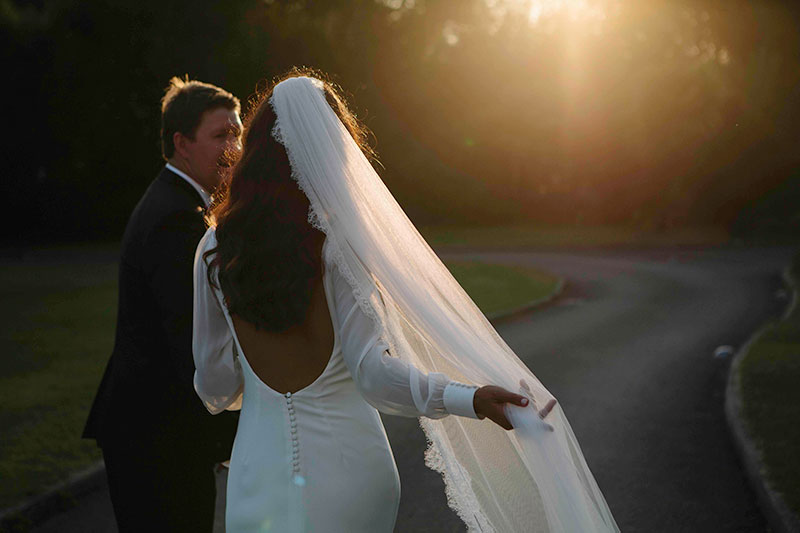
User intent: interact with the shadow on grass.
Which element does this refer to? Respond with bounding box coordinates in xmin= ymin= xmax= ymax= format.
xmin=0 ymin=257 xmax=117 ymax=510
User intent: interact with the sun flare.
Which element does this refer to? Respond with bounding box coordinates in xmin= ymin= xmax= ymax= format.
xmin=528 ymin=0 xmax=607 ymax=24
xmin=483 ymin=0 xmax=608 ymax=31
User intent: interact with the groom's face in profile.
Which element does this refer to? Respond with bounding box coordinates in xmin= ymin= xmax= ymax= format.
xmin=176 ymin=106 xmax=243 ymax=191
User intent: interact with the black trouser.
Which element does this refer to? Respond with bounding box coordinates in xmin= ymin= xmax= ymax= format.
xmin=101 ymin=433 xmax=217 ymax=533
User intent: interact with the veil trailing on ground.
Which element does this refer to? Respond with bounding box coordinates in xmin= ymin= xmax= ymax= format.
xmin=270 ymin=76 xmax=619 ymax=533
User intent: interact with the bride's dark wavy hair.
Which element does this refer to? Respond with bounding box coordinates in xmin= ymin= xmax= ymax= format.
xmin=204 ymin=67 xmax=377 ymax=332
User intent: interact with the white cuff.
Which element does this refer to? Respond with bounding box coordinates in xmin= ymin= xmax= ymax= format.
xmin=443 ymin=382 xmax=480 ymax=419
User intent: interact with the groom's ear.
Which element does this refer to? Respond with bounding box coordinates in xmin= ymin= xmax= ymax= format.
xmin=173 ymin=131 xmax=191 ymax=159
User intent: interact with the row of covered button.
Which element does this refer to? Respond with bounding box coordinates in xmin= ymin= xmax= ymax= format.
xmin=286 ymin=392 xmax=300 ymax=474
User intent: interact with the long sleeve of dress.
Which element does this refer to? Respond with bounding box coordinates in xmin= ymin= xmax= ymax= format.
xmin=327 ymin=258 xmax=480 ymax=420
xmin=192 ymin=228 xmax=243 ymax=415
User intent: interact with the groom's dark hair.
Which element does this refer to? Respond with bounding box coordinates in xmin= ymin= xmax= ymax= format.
xmin=160 ymin=76 xmax=241 ymax=160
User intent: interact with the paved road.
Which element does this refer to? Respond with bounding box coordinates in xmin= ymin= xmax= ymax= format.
xmin=390 ymin=245 xmax=792 ymax=532
xmin=33 ymin=246 xmax=795 ymax=532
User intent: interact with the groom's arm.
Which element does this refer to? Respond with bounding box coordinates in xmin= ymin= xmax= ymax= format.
xmin=148 ymin=209 xmax=208 ymax=395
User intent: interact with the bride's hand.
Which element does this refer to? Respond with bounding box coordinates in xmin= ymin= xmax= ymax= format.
xmin=473 ymin=385 xmax=557 ymax=431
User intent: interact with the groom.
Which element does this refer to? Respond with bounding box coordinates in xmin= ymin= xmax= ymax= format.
xmin=83 ymin=77 xmax=243 ymax=532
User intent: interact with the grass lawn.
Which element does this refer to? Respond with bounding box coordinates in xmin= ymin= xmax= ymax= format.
xmin=445 ymin=260 xmax=559 ymax=316
xmin=421 ymin=224 xmax=730 ymax=249
xmin=739 ymin=250 xmax=800 ymax=516
xmin=0 ymin=246 xmax=559 ymax=511
xmin=0 ymin=253 xmax=118 ymax=511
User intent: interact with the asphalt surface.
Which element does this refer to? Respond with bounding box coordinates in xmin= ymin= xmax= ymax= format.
xmin=31 ymin=245 xmax=795 ymax=532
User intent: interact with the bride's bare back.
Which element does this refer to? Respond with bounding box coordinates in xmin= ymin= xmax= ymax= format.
xmin=231 ymin=270 xmax=335 ymax=394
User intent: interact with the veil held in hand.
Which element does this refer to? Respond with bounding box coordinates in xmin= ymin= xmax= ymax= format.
xmin=269 ymin=76 xmax=619 ymax=533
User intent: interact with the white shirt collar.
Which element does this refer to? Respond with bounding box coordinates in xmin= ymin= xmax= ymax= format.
xmin=165 ymin=162 xmax=212 ymax=207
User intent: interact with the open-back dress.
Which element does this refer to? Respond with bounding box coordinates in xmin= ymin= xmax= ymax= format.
xmin=192 ymin=227 xmax=481 ymax=532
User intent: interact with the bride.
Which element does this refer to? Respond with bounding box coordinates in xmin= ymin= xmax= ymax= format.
xmin=193 ymin=69 xmax=618 ymax=532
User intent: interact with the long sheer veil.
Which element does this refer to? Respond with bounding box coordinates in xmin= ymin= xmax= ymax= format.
xmin=270 ymin=76 xmax=619 ymax=533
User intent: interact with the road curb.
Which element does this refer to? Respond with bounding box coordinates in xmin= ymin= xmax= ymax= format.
xmin=724 ymin=264 xmax=800 ymax=533
xmin=0 ymin=272 xmax=566 ymax=532
xmin=0 ymin=461 xmax=105 ymax=532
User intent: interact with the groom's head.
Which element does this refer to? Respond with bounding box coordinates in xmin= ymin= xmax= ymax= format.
xmin=161 ymin=77 xmax=242 ymax=192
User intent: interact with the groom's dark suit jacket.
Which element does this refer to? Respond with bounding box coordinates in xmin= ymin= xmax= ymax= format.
xmin=83 ymin=167 xmax=237 ymax=461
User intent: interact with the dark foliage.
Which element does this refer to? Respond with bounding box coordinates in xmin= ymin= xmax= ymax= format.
xmin=3 ymin=0 xmax=800 ymax=244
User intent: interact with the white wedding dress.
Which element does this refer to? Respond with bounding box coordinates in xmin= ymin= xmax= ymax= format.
xmin=192 ymin=228 xmax=481 ymax=532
